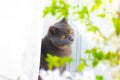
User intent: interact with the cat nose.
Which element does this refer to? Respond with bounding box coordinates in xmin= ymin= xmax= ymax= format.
xmin=70 ymin=38 xmax=74 ymax=41
xmin=69 ymin=37 xmax=74 ymax=41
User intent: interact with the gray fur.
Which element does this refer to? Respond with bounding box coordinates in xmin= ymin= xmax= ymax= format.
xmin=39 ymin=18 xmax=74 ymax=77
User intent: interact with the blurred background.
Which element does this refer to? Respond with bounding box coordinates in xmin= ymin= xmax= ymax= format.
xmin=42 ymin=0 xmax=120 ymax=80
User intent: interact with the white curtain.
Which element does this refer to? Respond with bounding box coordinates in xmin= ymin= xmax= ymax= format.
xmin=0 ymin=0 xmax=43 ymax=80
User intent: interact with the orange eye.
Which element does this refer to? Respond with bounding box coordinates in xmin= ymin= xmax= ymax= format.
xmin=69 ymin=30 xmax=73 ymax=34
xmin=61 ymin=35 xmax=66 ymax=39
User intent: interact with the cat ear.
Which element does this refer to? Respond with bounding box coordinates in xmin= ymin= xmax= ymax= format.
xmin=48 ymin=26 xmax=57 ymax=37
xmin=59 ymin=18 xmax=68 ymax=24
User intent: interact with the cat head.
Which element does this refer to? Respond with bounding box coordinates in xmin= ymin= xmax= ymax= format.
xmin=47 ymin=18 xmax=74 ymax=49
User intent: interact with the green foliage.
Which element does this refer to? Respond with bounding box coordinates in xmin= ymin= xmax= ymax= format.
xmin=76 ymin=6 xmax=89 ymax=20
xmin=92 ymin=59 xmax=99 ymax=67
xmin=74 ymin=6 xmax=100 ymax=33
xmin=77 ymin=58 xmax=87 ymax=72
xmin=85 ymin=48 xmax=118 ymax=67
xmin=43 ymin=0 xmax=119 ymax=74
xmin=97 ymin=13 xmax=106 ymax=18
xmin=109 ymin=0 xmax=113 ymax=3
xmin=86 ymin=24 xmax=99 ymax=33
xmin=86 ymin=48 xmax=105 ymax=60
xmin=96 ymin=75 xmax=103 ymax=80
xmin=43 ymin=0 xmax=118 ymax=35
xmin=45 ymin=54 xmax=72 ymax=70
xmin=112 ymin=15 xmax=120 ymax=36
xmin=91 ymin=0 xmax=102 ymax=12
xmin=43 ymin=0 xmax=70 ymax=19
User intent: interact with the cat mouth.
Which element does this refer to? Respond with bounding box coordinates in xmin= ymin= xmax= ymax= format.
xmin=68 ymin=41 xmax=73 ymax=45
xmin=59 ymin=42 xmax=73 ymax=49
xmin=59 ymin=45 xmax=68 ymax=49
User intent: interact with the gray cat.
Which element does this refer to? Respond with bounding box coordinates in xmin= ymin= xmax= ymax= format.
xmin=39 ymin=18 xmax=74 ymax=80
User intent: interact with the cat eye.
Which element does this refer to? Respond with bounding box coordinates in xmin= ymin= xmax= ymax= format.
xmin=69 ymin=30 xmax=73 ymax=35
xmin=61 ymin=35 xmax=66 ymax=39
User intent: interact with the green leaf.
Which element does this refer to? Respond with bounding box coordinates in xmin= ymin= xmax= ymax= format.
xmin=85 ymin=49 xmax=92 ymax=54
xmin=72 ymin=5 xmax=79 ymax=9
xmin=96 ymin=75 xmax=103 ymax=80
xmin=112 ymin=59 xmax=118 ymax=65
xmin=97 ymin=13 xmax=106 ymax=18
xmin=77 ymin=6 xmax=89 ymax=20
xmin=78 ymin=62 xmax=87 ymax=72
xmin=66 ymin=57 xmax=73 ymax=65
xmin=105 ymin=51 xmax=117 ymax=60
xmin=87 ymin=26 xmax=99 ymax=32
xmin=91 ymin=0 xmax=102 ymax=12
xmin=43 ymin=7 xmax=50 ymax=17
xmin=79 ymin=58 xmax=86 ymax=62
xmin=42 ymin=0 xmax=70 ymax=19
xmin=85 ymin=48 xmax=119 ymax=67
xmin=56 ymin=13 xmax=63 ymax=19
xmin=78 ymin=58 xmax=88 ymax=72
xmin=112 ymin=17 xmax=120 ymax=36
xmin=92 ymin=59 xmax=99 ymax=67
xmin=45 ymin=54 xmax=72 ymax=69
xmin=109 ymin=0 xmax=113 ymax=3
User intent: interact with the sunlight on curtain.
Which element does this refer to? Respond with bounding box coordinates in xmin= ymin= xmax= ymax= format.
xmin=0 ymin=0 xmax=43 ymax=80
